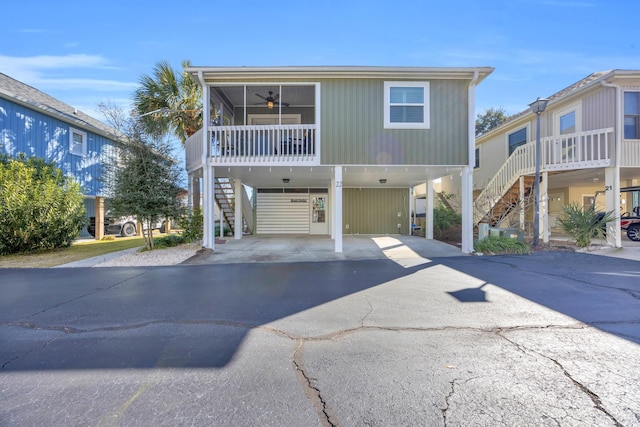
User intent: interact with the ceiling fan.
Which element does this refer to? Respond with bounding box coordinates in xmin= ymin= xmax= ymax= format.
xmin=254 ymin=91 xmax=289 ymax=109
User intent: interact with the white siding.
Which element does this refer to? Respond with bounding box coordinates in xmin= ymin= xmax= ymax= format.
xmin=256 ymin=192 xmax=310 ymax=234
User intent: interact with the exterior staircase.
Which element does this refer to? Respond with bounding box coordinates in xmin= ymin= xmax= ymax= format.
xmin=478 ymin=176 xmax=535 ymax=227
xmin=473 ymin=127 xmax=613 ymax=227
xmin=214 ymin=178 xmax=253 ymax=235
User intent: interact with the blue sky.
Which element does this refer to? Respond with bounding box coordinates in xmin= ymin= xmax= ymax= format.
xmin=2 ymin=0 xmax=640 ymax=123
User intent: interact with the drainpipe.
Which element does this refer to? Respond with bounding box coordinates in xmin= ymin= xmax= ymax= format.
xmin=600 ymin=80 xmax=622 ymax=248
xmin=461 ymin=71 xmax=480 ymax=254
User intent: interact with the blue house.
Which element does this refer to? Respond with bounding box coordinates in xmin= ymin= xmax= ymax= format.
xmin=0 ymin=72 xmax=117 ymax=238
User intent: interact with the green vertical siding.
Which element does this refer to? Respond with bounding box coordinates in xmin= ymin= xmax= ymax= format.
xmin=343 ymin=188 xmax=409 ymax=234
xmin=321 ymin=79 xmax=469 ymax=166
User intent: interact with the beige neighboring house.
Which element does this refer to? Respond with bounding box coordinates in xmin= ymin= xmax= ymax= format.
xmin=437 ymin=69 xmax=640 ymax=247
xmin=183 ymin=66 xmax=493 ymax=253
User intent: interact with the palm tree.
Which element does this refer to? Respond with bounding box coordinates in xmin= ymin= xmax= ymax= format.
xmin=133 ymin=59 xmax=202 ymax=145
xmin=134 ymin=60 xmax=203 ymax=212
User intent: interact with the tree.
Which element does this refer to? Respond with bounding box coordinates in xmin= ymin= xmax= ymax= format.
xmin=100 ymin=103 xmax=185 ymax=250
xmin=476 ymin=107 xmax=509 ymax=137
xmin=0 ymin=154 xmax=85 ymax=254
xmin=133 ymin=59 xmax=202 ymax=145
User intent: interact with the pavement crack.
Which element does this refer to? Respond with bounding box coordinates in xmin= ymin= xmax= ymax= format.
xmin=496 ymin=330 xmax=623 ymax=426
xmin=3 ymin=319 xmax=261 ymax=334
xmin=292 ymin=339 xmax=338 ymax=427
xmin=548 ymin=356 xmax=623 ymax=426
xmin=360 ymin=296 xmax=374 ymax=327
xmin=440 ymin=378 xmax=457 ymax=426
xmin=2 ymin=334 xmax=63 ymax=369
xmin=24 ymin=271 xmax=147 ymax=319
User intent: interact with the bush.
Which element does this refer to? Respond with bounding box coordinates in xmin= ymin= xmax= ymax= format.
xmin=434 ymin=204 xmax=462 ymax=240
xmin=474 ymin=236 xmax=530 ymax=255
xmin=557 ymin=203 xmax=615 ymax=248
xmin=153 ymin=234 xmax=187 ymax=249
xmin=0 ymin=155 xmax=85 ymax=255
xmin=178 ymin=210 xmax=203 ymax=242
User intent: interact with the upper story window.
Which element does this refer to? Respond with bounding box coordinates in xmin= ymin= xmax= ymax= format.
xmin=474 ymin=147 xmax=480 ymax=169
xmin=624 ymin=92 xmax=640 ymax=139
xmin=69 ymin=127 xmax=87 ymax=156
xmin=554 ymin=103 xmax=581 ymax=137
xmin=384 ymin=82 xmax=430 ymax=129
xmin=559 ymin=111 xmax=576 ymax=135
xmin=508 ymin=127 xmax=527 ymax=155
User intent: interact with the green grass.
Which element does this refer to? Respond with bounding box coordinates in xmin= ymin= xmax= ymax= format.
xmin=474 ymin=236 xmax=530 ymax=255
xmin=0 ymin=237 xmax=146 ymax=268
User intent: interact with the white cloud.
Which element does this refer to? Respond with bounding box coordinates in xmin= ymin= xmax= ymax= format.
xmin=0 ymin=54 xmax=135 ymax=92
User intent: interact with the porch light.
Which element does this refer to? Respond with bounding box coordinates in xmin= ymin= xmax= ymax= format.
xmin=282 ymin=178 xmax=290 ymax=183
xmin=379 ymin=179 xmax=387 ymax=184
xmin=529 ymin=97 xmax=549 ymax=247
xmin=267 ymin=100 xmax=274 ymax=109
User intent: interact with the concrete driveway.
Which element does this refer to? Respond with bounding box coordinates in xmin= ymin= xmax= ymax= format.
xmin=1 ymin=251 xmax=640 ymax=426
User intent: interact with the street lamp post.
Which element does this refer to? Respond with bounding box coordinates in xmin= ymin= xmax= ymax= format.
xmin=529 ymin=97 xmax=549 ymax=247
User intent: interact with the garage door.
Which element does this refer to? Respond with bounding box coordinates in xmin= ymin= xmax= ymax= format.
xmin=256 ymin=189 xmax=310 ymax=234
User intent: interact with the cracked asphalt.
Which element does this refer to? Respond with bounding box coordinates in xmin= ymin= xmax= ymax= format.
xmin=1 ymin=251 xmax=640 ymax=426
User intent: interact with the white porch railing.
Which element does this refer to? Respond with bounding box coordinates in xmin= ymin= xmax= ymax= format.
xmin=542 ymin=128 xmax=613 ymax=170
xmin=210 ymin=124 xmax=317 ymax=164
xmin=185 ymin=128 xmax=204 ymax=172
xmin=474 ymin=127 xmax=614 ymax=225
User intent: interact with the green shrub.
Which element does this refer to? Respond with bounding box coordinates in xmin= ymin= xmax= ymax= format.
xmin=474 ymin=236 xmax=530 ymax=255
xmin=178 ymin=210 xmax=203 ymax=242
xmin=557 ymin=203 xmax=615 ymax=248
xmin=0 ymin=154 xmax=85 ymax=255
xmin=434 ymin=204 xmax=462 ymax=240
xmin=153 ymin=234 xmax=187 ymax=249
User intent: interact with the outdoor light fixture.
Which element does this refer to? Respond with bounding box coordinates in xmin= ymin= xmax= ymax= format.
xmin=379 ymin=179 xmax=387 ymax=184
xmin=282 ymin=178 xmax=290 ymax=183
xmin=267 ymin=100 xmax=274 ymax=109
xmin=528 ymin=97 xmax=550 ymax=246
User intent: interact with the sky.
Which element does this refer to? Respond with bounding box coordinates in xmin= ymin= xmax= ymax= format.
xmin=2 ymin=0 xmax=640 ymax=125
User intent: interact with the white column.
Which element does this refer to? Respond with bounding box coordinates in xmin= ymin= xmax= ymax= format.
xmin=519 ymin=176 xmax=525 ymax=230
xmin=461 ymin=166 xmax=473 ymax=253
xmin=462 ymin=71 xmax=479 ymax=254
xmin=234 ymin=179 xmax=243 ymax=240
xmin=541 ymin=171 xmax=549 ymax=243
xmin=202 ymin=164 xmax=216 ymax=250
xmin=605 ymin=167 xmax=622 ymax=247
xmin=330 ymin=173 xmax=336 ymax=239
xmin=426 ymin=179 xmax=434 ymax=239
xmin=334 ymin=166 xmax=343 ymax=253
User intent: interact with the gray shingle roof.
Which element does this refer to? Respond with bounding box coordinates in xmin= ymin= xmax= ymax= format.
xmin=0 ymin=72 xmax=118 ymax=139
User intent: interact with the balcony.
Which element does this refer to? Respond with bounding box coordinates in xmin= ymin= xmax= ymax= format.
xmin=210 ymin=124 xmax=317 ymax=164
xmin=185 ymin=124 xmax=319 ymax=170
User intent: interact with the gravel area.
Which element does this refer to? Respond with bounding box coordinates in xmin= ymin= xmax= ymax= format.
xmin=94 ymin=243 xmax=201 ymax=267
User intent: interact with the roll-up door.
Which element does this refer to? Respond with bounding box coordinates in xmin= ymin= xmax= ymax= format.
xmin=256 ymin=189 xmax=310 ymax=234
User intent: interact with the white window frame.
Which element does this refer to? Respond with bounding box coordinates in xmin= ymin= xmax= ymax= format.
xmin=553 ymin=102 xmax=582 ymax=136
xmin=69 ymin=127 xmax=87 ymax=157
xmin=506 ymin=125 xmax=529 ymax=156
xmin=384 ymin=81 xmax=430 ymax=129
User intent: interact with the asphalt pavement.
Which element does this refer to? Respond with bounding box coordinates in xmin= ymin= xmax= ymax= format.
xmin=1 ymin=247 xmax=640 ymax=426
